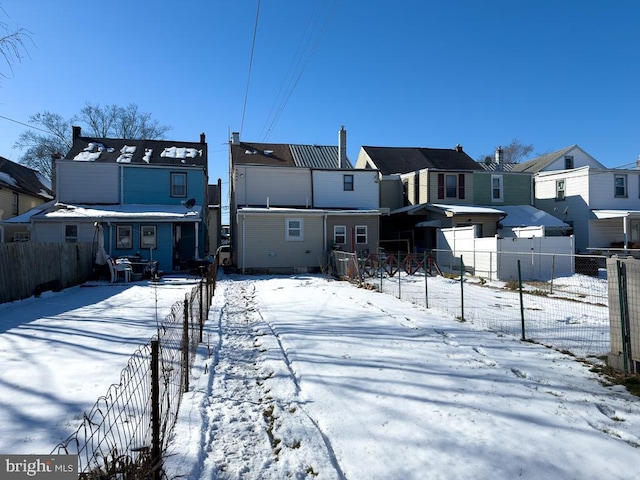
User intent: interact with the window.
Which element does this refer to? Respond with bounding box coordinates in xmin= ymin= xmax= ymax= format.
xmin=285 ymin=218 xmax=303 ymax=241
xmin=491 ymin=175 xmax=503 ymax=202
xmin=631 ymin=220 xmax=640 ymax=243
xmin=141 ymin=225 xmax=157 ymax=249
xmin=334 ymin=225 xmax=346 ymax=245
xmin=64 ymin=224 xmax=78 ymax=243
xmin=438 ymin=173 xmax=465 ymax=199
xmin=343 ymin=174 xmax=354 ymax=191
xmin=355 ymin=225 xmax=367 ymax=244
xmin=615 ymin=174 xmax=627 ymax=198
xmin=13 ymin=231 xmax=29 ymax=242
xmin=564 ymin=156 xmax=574 ymax=169
xmin=116 ymin=225 xmax=133 ymax=249
xmin=12 ymin=192 xmax=18 ymax=216
xmin=171 ymin=172 xmax=187 ymax=197
xmin=445 ymin=175 xmax=457 ymax=198
xmin=556 ymin=179 xmax=565 ymax=201
xmin=414 ymin=172 xmax=420 ymax=204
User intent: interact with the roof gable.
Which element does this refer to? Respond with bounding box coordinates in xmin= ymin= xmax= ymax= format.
xmin=0 ymin=157 xmax=53 ymax=199
xmin=362 ymin=146 xmax=483 ymax=175
xmin=511 ymin=145 xmax=604 ymax=173
xmin=64 ymin=136 xmax=207 ymax=167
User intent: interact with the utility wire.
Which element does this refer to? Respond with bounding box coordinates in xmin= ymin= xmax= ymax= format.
xmin=0 ymin=113 xmax=51 ymax=134
xmin=240 ymin=0 xmax=261 ymax=139
xmin=260 ymin=0 xmax=341 ymax=142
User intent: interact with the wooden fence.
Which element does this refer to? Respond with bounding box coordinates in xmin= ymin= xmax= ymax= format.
xmin=0 ymin=242 xmax=94 ymax=304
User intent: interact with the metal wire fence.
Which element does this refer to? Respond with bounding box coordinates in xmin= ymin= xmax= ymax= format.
xmin=361 ymin=250 xmax=610 ymax=361
xmin=52 ymin=265 xmax=217 ymax=480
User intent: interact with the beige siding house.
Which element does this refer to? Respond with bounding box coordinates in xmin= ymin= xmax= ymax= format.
xmin=230 ymin=128 xmax=382 ymax=273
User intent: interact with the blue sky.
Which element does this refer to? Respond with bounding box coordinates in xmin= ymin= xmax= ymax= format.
xmin=2 ymin=0 xmax=640 ymax=204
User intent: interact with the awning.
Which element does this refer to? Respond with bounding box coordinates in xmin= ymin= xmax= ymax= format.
xmin=591 ymin=210 xmax=640 ymax=220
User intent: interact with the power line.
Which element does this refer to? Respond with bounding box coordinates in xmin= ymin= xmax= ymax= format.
xmin=240 ymin=0 xmax=261 ymax=139
xmin=260 ymin=0 xmax=341 ymax=142
xmin=0 ymin=114 xmax=51 ymax=135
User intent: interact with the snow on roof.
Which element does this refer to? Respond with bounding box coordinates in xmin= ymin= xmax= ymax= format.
xmin=495 ymin=205 xmax=570 ymax=228
xmin=0 ymin=171 xmax=17 ymax=187
xmin=2 ymin=202 xmax=202 ymax=223
xmin=161 ymin=147 xmax=201 ymax=160
xmin=73 ymin=142 xmax=115 ymax=161
xmin=431 ymin=204 xmax=504 ymax=215
xmin=116 ymin=145 xmax=137 ymax=163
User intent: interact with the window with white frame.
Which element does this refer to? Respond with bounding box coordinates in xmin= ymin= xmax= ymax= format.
xmin=116 ymin=225 xmax=133 ymax=249
xmin=285 ymin=218 xmax=303 ymax=241
xmin=64 ymin=224 xmax=78 ymax=243
xmin=555 ymin=179 xmax=566 ymax=201
xmin=343 ymin=174 xmax=354 ymax=191
xmin=615 ymin=174 xmax=627 ymax=198
xmin=491 ymin=175 xmax=503 ymax=202
xmin=171 ymin=172 xmax=187 ymax=197
xmin=355 ymin=225 xmax=367 ymax=244
xmin=141 ymin=225 xmax=157 ymax=249
xmin=334 ymin=225 xmax=346 ymax=245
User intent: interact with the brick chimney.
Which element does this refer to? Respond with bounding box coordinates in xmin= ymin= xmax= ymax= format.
xmin=72 ymin=126 xmax=82 ymax=141
xmin=338 ymin=125 xmax=347 ymax=168
xmin=454 ymin=144 xmax=463 ymax=152
xmin=200 ymin=132 xmax=206 ymax=144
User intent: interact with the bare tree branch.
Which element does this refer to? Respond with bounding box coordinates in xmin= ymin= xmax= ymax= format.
xmin=0 ymin=10 xmax=31 ymax=81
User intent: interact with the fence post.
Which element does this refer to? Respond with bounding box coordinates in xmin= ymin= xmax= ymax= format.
xmin=183 ymin=298 xmax=189 ymax=393
xmin=424 ymin=252 xmax=429 ymax=308
xmin=150 ymin=339 xmax=161 ymax=480
xmin=518 ymin=260 xmax=525 ymax=341
xmin=550 ymin=255 xmax=556 ymax=294
xmin=616 ymin=260 xmax=631 ymax=374
xmin=199 ymin=280 xmax=204 ymax=342
xmin=459 ymin=255 xmax=464 ymax=321
xmin=398 ymin=251 xmax=402 ymax=299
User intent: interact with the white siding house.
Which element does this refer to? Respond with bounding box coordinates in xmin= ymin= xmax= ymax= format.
xmin=234 ymin=165 xmax=312 ymax=207
xmin=312 ymin=169 xmax=380 ymax=209
xmin=534 ymin=166 xmax=640 ymax=252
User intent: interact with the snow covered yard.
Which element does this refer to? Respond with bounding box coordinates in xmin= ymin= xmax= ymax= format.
xmin=165 ymin=274 xmax=640 ymax=480
xmin=0 ymin=275 xmax=202 ymax=454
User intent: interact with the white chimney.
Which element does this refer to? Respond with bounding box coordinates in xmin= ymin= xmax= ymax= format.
xmin=338 ymin=125 xmax=347 ymax=169
xmin=495 ymin=146 xmax=504 ymax=164
xmin=231 ymin=132 xmax=240 ymax=144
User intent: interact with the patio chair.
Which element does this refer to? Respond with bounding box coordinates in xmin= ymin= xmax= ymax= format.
xmin=108 ymin=257 xmax=133 ymax=283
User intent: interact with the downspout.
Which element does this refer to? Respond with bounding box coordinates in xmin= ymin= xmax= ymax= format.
xmin=194 ymin=221 xmax=200 ymax=259
xmin=242 ymin=213 xmax=246 ymax=274
xmin=120 ymin=166 xmax=125 ymax=203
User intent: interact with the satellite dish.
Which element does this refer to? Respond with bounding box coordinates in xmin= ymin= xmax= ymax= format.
xmin=185 ymin=198 xmax=196 ymax=209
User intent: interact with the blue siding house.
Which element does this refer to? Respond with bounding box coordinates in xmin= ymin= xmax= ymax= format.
xmin=24 ymin=127 xmax=209 ymax=275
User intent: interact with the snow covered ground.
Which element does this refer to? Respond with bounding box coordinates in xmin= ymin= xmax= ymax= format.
xmin=1 ymin=272 xmax=640 ymax=479
xmin=164 ymin=274 xmax=640 ymax=480
xmin=0 ymin=275 xmax=201 ymax=454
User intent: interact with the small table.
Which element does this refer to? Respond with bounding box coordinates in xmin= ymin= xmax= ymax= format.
xmin=123 ymin=258 xmax=159 ymax=279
